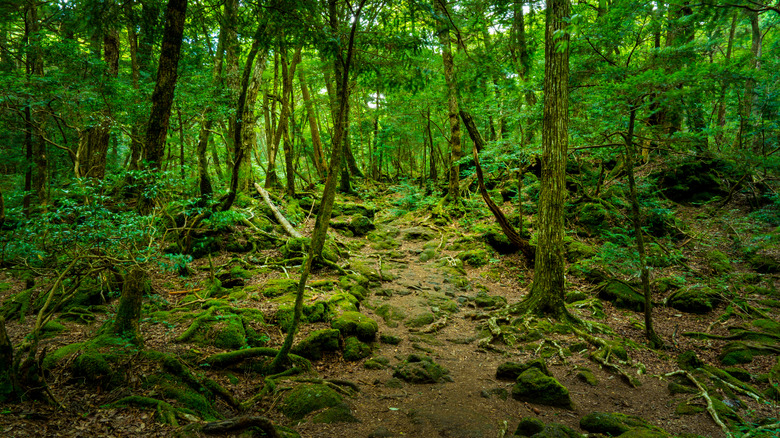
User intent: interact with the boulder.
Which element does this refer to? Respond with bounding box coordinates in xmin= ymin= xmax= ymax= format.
xmin=667 ymin=285 xmax=721 ymax=313
xmin=511 ymin=368 xmax=572 ymax=409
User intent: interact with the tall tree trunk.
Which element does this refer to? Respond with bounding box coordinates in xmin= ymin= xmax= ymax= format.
xmin=434 ymin=0 xmax=462 ymax=203
xmin=625 ymin=104 xmax=664 ymax=348
xmin=714 ymin=13 xmax=737 ymax=149
xmin=264 ymin=53 xmax=281 ymax=188
xmin=241 ymin=50 xmax=269 ymax=193
xmin=734 ymin=10 xmax=762 ymax=151
xmin=298 ymin=65 xmax=326 ymax=177
xmin=271 ymin=0 xmax=366 ymax=372
xmin=26 ymin=1 xmax=48 ymax=209
xmin=512 ymin=0 xmax=571 ymax=319
xmin=224 ymin=0 xmax=240 ymax=167
xmin=280 ymin=48 xmax=301 ymax=196
xmin=140 ymin=0 xmax=188 ymax=211
xmin=427 ymin=108 xmax=437 ymax=183
xmin=196 ymin=29 xmax=225 ymax=200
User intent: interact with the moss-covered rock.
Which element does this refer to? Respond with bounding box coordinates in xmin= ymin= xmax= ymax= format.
xmin=746 ymin=252 xmax=780 ymax=274
xmin=331 ymin=311 xmax=378 ymax=341
xmin=379 ymin=334 xmax=402 ymax=345
xmin=675 ymin=401 xmax=706 ymax=415
xmin=579 ymin=412 xmax=662 ymax=436
xmin=280 ymin=384 xmax=343 ymax=421
xmin=514 ymin=417 xmax=545 ymax=436
xmin=667 ymin=285 xmax=721 ymax=314
xmin=312 ymin=403 xmax=359 ymax=424
xmin=511 ymin=368 xmax=572 ymax=409
xmin=474 ymin=292 xmax=507 ymax=309
xmin=262 ymin=279 xmax=299 ymax=298
xmin=401 ymin=227 xmax=437 ymax=241
xmin=597 ymin=280 xmax=645 ymax=312
xmin=516 ymin=422 xmax=581 ymax=437
xmin=348 ymin=215 xmax=375 ymax=237
xmin=291 ymin=329 xmax=340 ymax=360
xmin=364 ymin=356 xmax=390 ymax=370
xmin=565 ymin=239 xmax=597 ymax=261
xmin=576 ymin=368 xmax=598 ymax=386
xmin=497 ymin=359 xmax=550 ymax=381
xmin=393 ymin=354 xmax=450 ymax=383
xmin=374 ymin=304 xmax=407 ymax=327
xmin=343 ymin=336 xmax=372 ymax=361
xmin=404 ymin=311 xmax=436 ymax=328
xmin=480 ymin=224 xmax=517 ymax=254
xmin=677 ymin=351 xmax=704 ymax=371
xmin=71 ymin=351 xmax=115 ymax=386
xmin=705 ymin=250 xmax=731 ymax=275
xmin=457 ymin=249 xmax=489 ymax=267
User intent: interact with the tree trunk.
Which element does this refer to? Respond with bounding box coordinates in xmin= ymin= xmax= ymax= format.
xmin=265 ymin=53 xmax=282 ymax=188
xmin=434 ymin=0 xmax=462 ymax=203
xmin=195 ymin=29 xmax=225 ymax=200
xmin=143 ymin=0 xmax=188 ymax=171
xmin=240 ymin=49 xmax=269 ymax=193
xmin=112 ymin=268 xmax=149 ymax=346
xmin=280 ymin=47 xmax=302 ymax=197
xmin=271 ymin=0 xmax=365 ymax=372
xmin=298 ymin=65 xmax=326 ymax=177
xmin=714 ymin=13 xmax=737 ymax=149
xmin=224 ymin=0 xmax=240 ymax=167
xmin=734 ymin=10 xmax=762 ymax=152
xmin=625 ymin=104 xmax=664 ymax=349
xmin=0 ymin=317 xmax=18 ymax=402
xmin=512 ymin=0 xmax=571 ymax=319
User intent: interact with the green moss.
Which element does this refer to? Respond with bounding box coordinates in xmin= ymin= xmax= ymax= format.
xmin=343 ymin=336 xmax=372 ymax=361
xmin=280 ymin=384 xmax=343 ymax=421
xmin=331 ymin=311 xmax=378 ymax=341
xmin=496 ymin=359 xmax=550 ymax=381
xmin=675 ymin=402 xmax=705 ymax=415
xmin=211 ymin=316 xmax=246 ymax=350
xmin=580 ymin=412 xmax=661 ymax=436
xmin=576 ymin=369 xmax=599 ymax=386
xmin=71 ymin=351 xmax=114 ymax=386
xmin=375 ymin=304 xmax=407 ymax=327
xmin=312 ymin=403 xmax=359 ymax=424
xmin=328 ymin=293 xmax=359 ymax=314
xmin=474 ymin=292 xmax=507 ymax=309
xmin=565 ymin=238 xmax=597 ymax=261
xmin=597 ymin=280 xmax=645 ymax=312
xmin=512 ymin=368 xmax=572 ymax=409
xmin=404 ymin=311 xmax=435 ymax=328
xmin=668 ymin=285 xmax=721 ymax=313
xmin=705 ymin=250 xmax=731 ymax=274
xmin=514 ymin=417 xmax=545 ymax=436
xmin=393 ymin=354 xmax=449 ymax=383
xmin=457 ymin=249 xmax=489 ymax=267
xmin=262 ymin=279 xmax=298 ymax=298
xmin=291 ymin=329 xmax=340 ymax=360
xmin=677 ymin=351 xmax=704 ymax=371
xmin=43 ymin=342 xmax=85 ymax=370
xmin=752 ymin=318 xmax=780 ymax=332
xmin=364 ymin=356 xmax=390 ymax=370
xmin=379 ymin=334 xmax=402 ymax=345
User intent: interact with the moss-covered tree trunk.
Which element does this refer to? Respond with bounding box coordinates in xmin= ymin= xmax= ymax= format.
xmin=434 ymin=0 xmax=462 ymax=203
xmin=511 ymin=0 xmax=571 ymax=319
xmin=112 ymin=268 xmax=149 ymax=345
xmin=271 ymin=0 xmax=366 ymax=372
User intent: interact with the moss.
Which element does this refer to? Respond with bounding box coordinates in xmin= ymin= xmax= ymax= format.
xmin=677 ymin=351 xmax=704 ymax=371
xmin=210 ymin=315 xmax=247 ymax=350
xmin=379 ymin=334 xmax=402 ymax=345
xmin=111 ymin=396 xmax=180 ymax=426
xmin=565 ymin=239 xmax=597 ymax=261
xmin=474 ymin=293 xmax=507 ymax=309
xmin=512 ymin=368 xmax=572 ymax=409
xmin=667 ymin=285 xmax=721 ymax=314
xmin=597 ymin=280 xmax=645 ymax=312
xmin=41 ymin=321 xmax=66 ymax=337
xmin=331 ymin=311 xmax=378 ymax=341
xmin=564 ymin=290 xmax=588 ymax=303
xmin=496 ymin=359 xmax=550 ymax=381
xmin=393 ymin=354 xmax=450 ymax=384
xmin=343 ymin=336 xmax=372 ymax=361
xmin=746 ymin=253 xmax=780 ymax=274
xmin=457 ymin=249 xmax=489 ymax=267
xmin=291 ymin=329 xmax=341 ymax=360
xmin=514 ymin=417 xmax=545 ymax=436
xmin=404 ymin=311 xmax=435 ymax=328
xmin=71 ymin=351 xmax=114 ymax=386
xmin=262 ymin=279 xmax=299 ymax=298
xmin=328 ymin=293 xmax=359 ymax=314
xmin=579 ymin=412 xmax=660 ymax=435
xmin=43 ymin=342 xmax=85 ymax=370
xmin=312 ymin=403 xmax=359 ymax=424
xmin=375 ymin=304 xmax=407 ymax=327
xmin=752 ymin=318 xmax=780 ymax=332
xmin=280 ymin=384 xmax=343 ymax=421
xmin=705 ymin=250 xmax=731 ymax=274
xmin=480 ymin=224 xmax=517 ymax=254
xmin=364 ymin=356 xmax=390 ymax=370
xmin=675 ymin=402 xmax=705 ymax=415
xmin=576 ymin=369 xmax=598 ymax=386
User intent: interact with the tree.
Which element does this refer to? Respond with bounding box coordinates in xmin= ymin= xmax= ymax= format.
xmin=433 ymin=0 xmax=463 ymax=203
xmin=511 ymin=0 xmax=572 ymax=319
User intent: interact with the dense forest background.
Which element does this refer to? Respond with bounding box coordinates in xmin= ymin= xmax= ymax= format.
xmin=0 ymin=0 xmax=779 ymax=437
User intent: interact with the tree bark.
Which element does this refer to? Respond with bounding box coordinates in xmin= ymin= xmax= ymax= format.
xmin=280 ymin=47 xmax=302 ymax=197
xmin=0 ymin=317 xmax=18 ymax=402
xmin=714 ymin=13 xmax=737 ymax=149
xmin=298 ymin=65 xmax=326 ymax=177
xmin=625 ymin=104 xmax=664 ymax=349
xmin=143 ymin=0 xmax=188 ymax=171
xmin=512 ymin=0 xmax=571 ymax=319
xmin=112 ymin=268 xmax=149 ymax=346
xmin=271 ymin=0 xmax=365 ymax=372
xmin=434 ymin=0 xmax=462 ymax=203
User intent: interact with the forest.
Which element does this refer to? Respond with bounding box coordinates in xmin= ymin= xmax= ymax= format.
xmin=0 ymin=0 xmax=779 ymax=437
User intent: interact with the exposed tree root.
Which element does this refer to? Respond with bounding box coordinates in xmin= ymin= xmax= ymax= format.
xmin=665 ymin=370 xmax=732 ymax=437
xmin=201 ymin=347 xmax=310 ymax=370
xmin=294 ymin=377 xmax=360 ymax=396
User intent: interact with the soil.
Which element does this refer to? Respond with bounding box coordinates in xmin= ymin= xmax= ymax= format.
xmin=1 ymin=193 xmax=778 ymax=438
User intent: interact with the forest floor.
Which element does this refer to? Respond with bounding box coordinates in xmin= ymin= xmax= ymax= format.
xmin=1 ymin=184 xmax=779 ymax=438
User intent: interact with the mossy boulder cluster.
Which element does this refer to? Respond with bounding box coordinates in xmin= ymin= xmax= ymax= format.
xmin=597 ymin=279 xmax=645 ymax=312
xmin=579 ymin=412 xmax=668 ymax=437
xmin=514 ymin=417 xmax=579 ymax=437
xmin=497 ymin=359 xmax=572 ymax=409
xmin=280 ymin=384 xmax=348 ymax=422
xmin=667 ymin=285 xmax=722 ymax=313
xmin=393 ymin=354 xmax=450 ymax=383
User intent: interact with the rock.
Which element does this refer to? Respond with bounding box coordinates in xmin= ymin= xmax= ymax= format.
xmin=655 ymin=158 xmax=727 ymax=204
xmin=291 ymin=329 xmax=340 ymax=360
xmin=71 ymin=351 xmax=114 ymax=387
xmin=364 ymin=356 xmax=390 ymax=370
xmin=676 ymin=351 xmax=704 ymax=371
xmin=348 ymin=215 xmax=375 ymax=236
xmin=312 ymin=403 xmax=359 ymax=423
xmin=667 ymin=285 xmax=721 ymax=313
xmin=404 ymin=311 xmax=436 ymax=328
xmin=747 ymin=252 xmax=780 ymax=273
xmin=481 ymin=224 xmax=517 ymax=254
xmin=706 ymin=250 xmax=731 ymax=274
xmin=343 ymin=336 xmax=372 ymax=361
xmin=597 ymin=280 xmax=645 ymax=312
xmin=379 ymin=334 xmax=402 ymax=345
xmin=457 ymin=249 xmax=489 ymax=267
xmin=579 ymin=412 xmax=663 ymax=436
xmin=393 ymin=354 xmax=450 ymax=384
xmin=496 ymin=359 xmax=550 ymax=381
xmin=565 ymin=239 xmax=597 ymax=261
xmin=576 ymin=368 xmax=598 ymax=386
xmin=564 ymin=290 xmax=588 ymax=303
xmin=331 ymin=311 xmax=378 ymax=341
xmin=401 ymin=227 xmax=438 ymax=241
xmin=514 ymin=417 xmax=544 ymax=436
xmin=280 ymin=384 xmax=343 ymax=421
xmin=262 ymin=279 xmax=298 ymax=297
xmin=511 ymin=368 xmax=572 ymax=409
xmin=474 ymin=292 xmax=507 ymax=309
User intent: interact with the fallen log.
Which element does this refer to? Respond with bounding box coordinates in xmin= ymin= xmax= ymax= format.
xmin=254 ymin=183 xmax=302 ymax=238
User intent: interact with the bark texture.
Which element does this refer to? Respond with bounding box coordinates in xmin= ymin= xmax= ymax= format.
xmin=515 ymin=0 xmax=571 ymax=318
